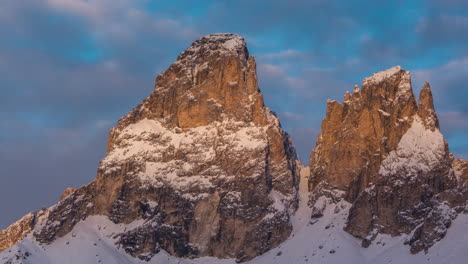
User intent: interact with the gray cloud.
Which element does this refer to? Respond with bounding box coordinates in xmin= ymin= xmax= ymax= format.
xmin=416 ymin=15 xmax=468 ymax=50
xmin=0 ymin=122 xmax=109 ymax=229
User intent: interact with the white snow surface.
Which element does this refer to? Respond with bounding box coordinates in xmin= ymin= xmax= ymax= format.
xmin=3 ymin=166 xmax=468 ymax=264
xmin=379 ymin=115 xmax=446 ymax=177
xmin=101 ymin=118 xmax=267 ymax=191
xmin=363 ymin=65 xmax=402 ymax=84
xmin=222 ymin=37 xmax=245 ymax=51
xmin=184 ymin=33 xmax=246 ymax=57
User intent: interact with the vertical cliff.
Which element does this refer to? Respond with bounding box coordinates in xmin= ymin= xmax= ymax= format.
xmin=309 ymin=66 xmax=418 ymax=199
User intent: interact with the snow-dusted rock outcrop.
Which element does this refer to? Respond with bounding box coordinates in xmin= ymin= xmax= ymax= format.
xmin=0 ymin=211 xmax=45 ymax=252
xmin=309 ymin=66 xmax=466 ymax=253
xmin=2 ymin=166 xmax=468 ymax=264
xmin=309 ymin=66 xmax=419 ymax=199
xmin=0 ymin=33 xmax=300 ymax=262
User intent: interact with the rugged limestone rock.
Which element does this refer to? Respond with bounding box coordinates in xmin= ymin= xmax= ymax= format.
xmin=309 ymin=66 xmax=464 ymax=253
xmin=59 ymin=187 xmax=74 ymax=201
xmin=452 ymin=155 xmax=468 ymax=183
xmin=0 ymin=33 xmax=299 ymax=262
xmin=309 ymin=66 xmax=418 ymax=199
xmin=417 ymin=82 xmax=439 ymax=130
xmin=0 ymin=210 xmax=45 ymax=252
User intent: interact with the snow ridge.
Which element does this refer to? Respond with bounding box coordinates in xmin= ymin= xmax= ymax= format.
xmin=181 ymin=33 xmax=247 ymax=59
xmin=363 ymin=65 xmax=402 ymax=84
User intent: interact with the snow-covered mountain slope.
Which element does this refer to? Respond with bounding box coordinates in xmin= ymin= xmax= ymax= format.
xmin=3 ymin=167 xmax=468 ymax=264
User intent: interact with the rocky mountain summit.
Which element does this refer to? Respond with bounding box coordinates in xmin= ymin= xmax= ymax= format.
xmin=0 ymin=33 xmax=300 ymax=262
xmin=309 ymin=66 xmax=467 ymax=253
xmin=309 ymin=66 xmax=418 ymax=197
xmin=1 ymin=34 xmax=467 ymax=264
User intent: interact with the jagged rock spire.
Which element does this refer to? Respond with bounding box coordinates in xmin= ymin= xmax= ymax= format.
xmin=309 ymin=66 xmax=418 ymax=198
xmin=327 ymin=71 xmax=457 ymax=253
xmin=418 ymin=82 xmax=439 ymax=130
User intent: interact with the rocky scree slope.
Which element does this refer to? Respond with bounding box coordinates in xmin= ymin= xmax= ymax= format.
xmin=0 ymin=33 xmax=300 ymax=262
xmin=309 ymin=66 xmax=468 ymax=253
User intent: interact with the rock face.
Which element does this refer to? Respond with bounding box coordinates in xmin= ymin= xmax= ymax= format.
xmin=59 ymin=187 xmax=74 ymax=201
xmin=1 ymin=33 xmax=299 ymax=262
xmin=452 ymin=155 xmax=468 ymax=183
xmin=309 ymin=66 xmax=418 ymax=199
xmin=0 ymin=210 xmax=45 ymax=252
xmin=309 ymin=66 xmax=466 ymax=253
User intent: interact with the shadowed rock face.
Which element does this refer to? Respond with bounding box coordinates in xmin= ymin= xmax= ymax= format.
xmin=1 ymin=33 xmax=300 ymax=262
xmin=309 ymin=66 xmax=466 ymax=253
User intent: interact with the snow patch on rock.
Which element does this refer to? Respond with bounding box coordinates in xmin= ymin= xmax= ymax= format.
xmin=379 ymin=115 xmax=446 ymax=177
xmin=101 ymin=118 xmax=268 ymax=190
xmin=363 ymin=65 xmax=401 ymax=85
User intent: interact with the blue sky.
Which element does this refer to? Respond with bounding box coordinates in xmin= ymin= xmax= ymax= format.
xmin=1 ymin=0 xmax=467 ymax=228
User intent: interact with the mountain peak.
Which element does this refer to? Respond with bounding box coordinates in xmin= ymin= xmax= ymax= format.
xmin=309 ymin=65 xmax=418 ymax=194
xmin=177 ymin=33 xmax=249 ymax=62
xmin=113 ymin=32 xmax=263 ymax=132
xmin=0 ymin=33 xmax=300 ymax=263
xmin=363 ymin=65 xmax=404 ymax=85
xmin=309 ymin=66 xmax=459 ymax=254
xmin=418 ymin=81 xmax=439 ymax=130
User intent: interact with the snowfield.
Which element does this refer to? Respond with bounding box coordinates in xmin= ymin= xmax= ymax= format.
xmin=2 ymin=167 xmax=468 ymax=264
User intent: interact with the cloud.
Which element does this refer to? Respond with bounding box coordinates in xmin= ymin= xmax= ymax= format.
xmin=413 ymin=56 xmax=468 ymax=114
xmin=46 ymin=0 xmax=100 ymax=19
xmin=439 ymin=112 xmax=468 ymax=129
xmin=0 ymin=121 xmax=110 ymax=229
xmin=437 ymin=111 xmax=468 ymax=159
xmin=256 ymin=62 xmax=354 ymax=164
xmin=287 ymin=127 xmax=320 ymax=163
xmin=260 ymin=49 xmax=302 ymax=59
xmin=416 ymin=15 xmax=468 ymax=49
xmin=258 ymin=63 xmax=286 ymax=77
